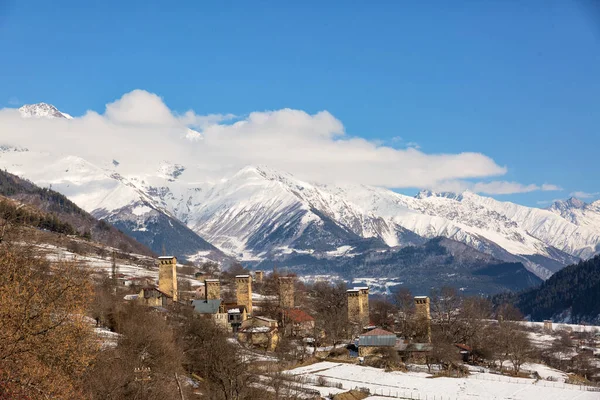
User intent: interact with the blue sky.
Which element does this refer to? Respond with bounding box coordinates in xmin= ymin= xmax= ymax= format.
xmin=1 ymin=1 xmax=599 ymax=206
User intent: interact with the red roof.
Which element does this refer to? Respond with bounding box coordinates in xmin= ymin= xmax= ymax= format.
xmin=284 ymin=308 xmax=314 ymax=323
xmin=455 ymin=343 xmax=472 ymax=352
xmin=361 ymin=328 xmax=395 ymax=336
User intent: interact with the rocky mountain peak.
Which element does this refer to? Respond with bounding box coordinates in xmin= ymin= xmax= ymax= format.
xmin=549 ymin=197 xmax=587 ymax=213
xmin=19 ymin=102 xmax=72 ymax=119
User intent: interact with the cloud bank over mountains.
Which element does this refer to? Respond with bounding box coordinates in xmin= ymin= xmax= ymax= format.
xmin=0 ymin=89 xmax=560 ymax=195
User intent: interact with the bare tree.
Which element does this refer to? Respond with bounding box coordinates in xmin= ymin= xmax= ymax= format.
xmin=506 ymin=328 xmax=534 ymax=374
xmin=309 ymin=281 xmax=348 ymax=346
xmin=430 ymin=287 xmax=462 ymax=342
xmin=426 ymin=327 xmax=461 ymax=374
xmin=370 ymin=298 xmax=397 ymax=332
xmin=179 ymin=314 xmax=255 ymax=400
xmin=394 ymin=288 xmax=415 ymax=336
xmin=85 ymin=303 xmax=187 ymax=400
xmin=0 ymin=245 xmax=97 ymax=399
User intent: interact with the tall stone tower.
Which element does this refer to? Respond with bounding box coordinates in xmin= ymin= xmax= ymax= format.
xmin=158 ymin=256 xmax=177 ymax=301
xmin=204 ymin=279 xmax=221 ymax=300
xmin=236 ymin=275 xmax=252 ymax=315
xmin=254 ymin=270 xmax=264 ymax=284
xmin=414 ymin=296 xmax=431 ymax=342
xmin=278 ymin=276 xmax=295 ymax=309
xmin=347 ymin=286 xmax=369 ymax=328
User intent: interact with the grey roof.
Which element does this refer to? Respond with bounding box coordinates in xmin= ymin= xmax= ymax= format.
xmin=191 ymin=299 xmax=222 ymax=314
xmin=359 ymin=332 xmax=397 ymax=347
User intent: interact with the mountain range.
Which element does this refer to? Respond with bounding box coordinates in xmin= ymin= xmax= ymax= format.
xmin=1 ymin=103 xmax=599 ymax=293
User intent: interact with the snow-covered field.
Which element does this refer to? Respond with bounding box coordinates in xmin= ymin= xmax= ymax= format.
xmin=37 ymin=243 xmax=202 ymax=287
xmin=519 ymin=320 xmax=600 ymax=334
xmin=284 ymin=362 xmax=600 ymax=400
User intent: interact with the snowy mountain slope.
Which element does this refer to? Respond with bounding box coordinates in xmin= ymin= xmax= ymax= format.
xmin=176 ymin=166 xmax=421 ymax=259
xmin=0 ymin=147 xmax=225 ymax=261
xmin=321 ymin=186 xmax=587 ymax=277
xmin=548 ymin=198 xmax=600 ymax=231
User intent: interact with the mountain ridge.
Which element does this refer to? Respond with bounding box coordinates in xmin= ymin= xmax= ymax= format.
xmin=1 ymin=102 xmax=599 ymax=283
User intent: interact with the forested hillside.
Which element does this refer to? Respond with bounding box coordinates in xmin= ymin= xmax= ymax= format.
xmin=513 ymin=255 xmax=600 ymax=323
xmin=0 ymin=169 xmax=154 ymax=256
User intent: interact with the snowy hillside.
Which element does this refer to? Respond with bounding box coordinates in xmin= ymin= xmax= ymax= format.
xmin=2 ymin=102 xmax=599 ymax=281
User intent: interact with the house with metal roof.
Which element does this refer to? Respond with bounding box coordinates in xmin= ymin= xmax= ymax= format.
xmin=191 ymin=299 xmax=248 ymax=332
xmin=191 ymin=299 xmax=222 ymax=314
xmin=358 ymin=328 xmax=398 ymax=356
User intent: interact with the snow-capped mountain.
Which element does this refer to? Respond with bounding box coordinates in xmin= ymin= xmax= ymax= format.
xmin=2 ymin=102 xmax=600 ymax=284
xmin=548 ymin=198 xmax=600 ymax=229
xmin=18 ymin=103 xmax=73 ymax=119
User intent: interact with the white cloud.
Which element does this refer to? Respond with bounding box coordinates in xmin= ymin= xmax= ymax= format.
xmin=0 ymin=89 xmax=557 ymax=192
xmin=541 ymin=184 xmax=562 ymax=191
xmin=432 ymin=180 xmax=562 ymax=195
xmin=570 ymin=191 xmax=599 ymax=199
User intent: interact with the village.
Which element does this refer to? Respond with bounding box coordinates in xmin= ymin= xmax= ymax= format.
xmin=105 ymin=254 xmax=600 ymax=399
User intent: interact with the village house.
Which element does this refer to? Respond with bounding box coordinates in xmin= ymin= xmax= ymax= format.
xmin=137 ymin=286 xmax=173 ymax=307
xmin=357 ymin=328 xmax=398 ymax=357
xmin=282 ymin=308 xmax=315 ymax=337
xmin=191 ymin=298 xmax=248 ymax=332
xmin=397 ymin=342 xmax=433 ymax=364
xmin=237 ymin=316 xmax=280 ymax=351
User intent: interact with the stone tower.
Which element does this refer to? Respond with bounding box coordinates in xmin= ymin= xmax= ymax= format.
xmin=204 ymin=279 xmax=221 ymax=300
xmin=347 ymin=286 xmax=369 ymax=328
xmin=414 ymin=296 xmax=431 ymax=342
xmin=158 ymin=256 xmax=178 ymax=301
xmin=254 ymin=270 xmax=264 ymax=284
xmin=278 ymin=276 xmax=295 ymax=309
xmin=236 ymin=275 xmax=252 ymax=315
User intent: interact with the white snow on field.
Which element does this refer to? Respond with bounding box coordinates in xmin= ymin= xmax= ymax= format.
xmin=252 ymin=292 xmax=277 ymax=301
xmin=284 ymin=362 xmax=600 ymax=400
xmin=519 ymin=321 xmax=600 ymax=333
xmin=36 ymin=243 xmax=201 ymax=286
xmin=297 ymin=274 xmax=343 ymax=284
xmin=522 ymin=363 xmax=568 ymax=382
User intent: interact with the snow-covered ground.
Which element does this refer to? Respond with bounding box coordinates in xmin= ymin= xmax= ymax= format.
xmin=284 ymin=362 xmax=600 ymax=400
xmin=519 ymin=321 xmax=600 ymax=334
xmin=37 ymin=243 xmax=201 ymax=287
